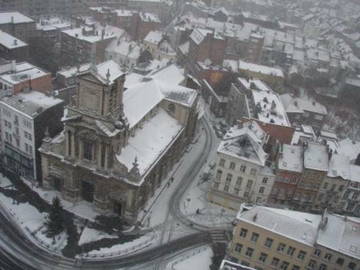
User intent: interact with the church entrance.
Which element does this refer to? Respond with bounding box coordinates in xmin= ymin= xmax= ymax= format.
xmin=81 ymin=181 xmax=94 ymax=202
xmin=53 ymin=177 xmax=63 ymax=191
xmin=113 ymin=201 xmax=122 ymax=216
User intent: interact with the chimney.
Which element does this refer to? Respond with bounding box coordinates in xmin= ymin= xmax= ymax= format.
xmin=11 ymin=60 xmax=16 ymax=73
xmin=11 ymin=16 xmax=14 ymax=24
xmin=13 ymin=39 xmax=17 ymax=46
xmin=355 ymin=153 xmax=360 ymax=166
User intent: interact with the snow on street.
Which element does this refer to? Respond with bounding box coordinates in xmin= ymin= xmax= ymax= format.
xmin=167 ymin=245 xmax=213 ymax=270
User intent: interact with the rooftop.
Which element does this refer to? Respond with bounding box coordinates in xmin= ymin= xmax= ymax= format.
xmin=224 ymin=60 xmax=284 ymax=78
xmin=0 ymin=62 xmax=48 ymax=85
xmin=218 ymin=121 xmax=268 ymax=166
xmin=0 ymin=12 xmax=34 ymax=25
xmin=0 ymin=91 xmax=63 ymax=118
xmin=304 ymin=142 xmax=329 ymax=172
xmin=0 ymin=30 xmax=27 ymax=49
xmin=278 ymin=144 xmax=303 ymax=173
xmin=62 ymin=24 xmax=120 ymax=43
xmin=281 ymin=93 xmax=327 ymax=115
xmin=237 ymin=206 xmax=321 ymax=246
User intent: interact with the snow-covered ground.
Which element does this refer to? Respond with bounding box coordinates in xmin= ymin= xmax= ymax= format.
xmin=23 ymin=180 xmax=102 ymax=221
xmin=84 ymin=231 xmax=156 ymax=258
xmin=78 ymin=227 xmax=117 ymax=245
xmin=0 ymin=182 xmax=67 ymax=253
xmin=167 ymin=245 xmax=213 ymax=270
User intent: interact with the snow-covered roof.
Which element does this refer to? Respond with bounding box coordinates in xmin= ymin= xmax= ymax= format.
xmin=123 ymin=76 xmax=197 ymax=128
xmin=278 ymin=144 xmax=303 ymax=173
xmin=0 ymin=30 xmax=27 ymax=49
xmin=189 ymin=28 xmax=223 ymax=45
xmin=338 ymin=138 xmax=360 ymax=161
xmin=113 ymin=9 xmax=134 ymax=17
xmin=61 ymin=24 xmax=120 ymax=43
xmin=148 ymin=64 xmax=185 ymax=86
xmin=0 ymin=62 xmax=48 ymax=85
xmin=281 ymin=93 xmax=327 ymax=115
xmin=218 ymin=121 xmax=268 ymax=166
xmin=57 ymin=63 xmax=91 ymax=79
xmin=117 ymin=108 xmax=182 ymax=176
xmin=36 ymin=17 xmax=71 ymax=31
xmin=0 ymin=91 xmax=63 ymax=118
xmin=237 ymin=206 xmax=321 ymax=246
xmin=237 ymin=77 xmax=271 ymax=92
xmin=106 ymin=38 xmax=141 ymax=59
xmin=144 ymin=30 xmax=163 ymax=45
xmin=138 ymin=12 xmax=160 ymax=23
xmin=317 ymin=214 xmax=360 ymax=260
xmin=224 ymin=60 xmax=284 ymax=78
xmin=0 ymin=12 xmax=34 ymax=24
xmin=95 ymin=60 xmax=123 ymax=84
xmin=304 ymin=142 xmax=329 ymax=172
xmin=252 ymin=89 xmax=290 ymax=127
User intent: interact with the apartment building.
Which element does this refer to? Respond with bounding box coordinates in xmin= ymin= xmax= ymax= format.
xmin=227 ymin=206 xmax=360 ymax=270
xmin=0 ymin=91 xmax=64 ymax=181
xmin=208 ymin=120 xmax=275 ymax=210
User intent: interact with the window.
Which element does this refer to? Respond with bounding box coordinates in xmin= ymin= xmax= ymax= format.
xmin=323 ymin=182 xmax=328 ymax=189
xmin=245 ymin=247 xmax=254 ymax=257
xmin=319 ymin=264 xmax=327 ymax=270
xmin=271 ymin=257 xmax=280 ymax=267
xmin=213 ymin=182 xmax=219 ymax=189
xmin=277 ymin=243 xmax=286 ymax=252
xmin=167 ymin=103 xmax=175 ymax=113
xmin=297 ymin=250 xmax=306 ymax=260
xmin=264 ymin=238 xmax=273 ymax=248
xmin=262 ymin=177 xmax=268 ymax=184
xmin=224 ymin=185 xmax=229 ymax=192
xmin=258 ymin=253 xmax=267 ymax=263
xmin=324 ymin=253 xmax=332 ymax=261
xmin=240 ymin=165 xmax=246 ymax=172
xmin=234 ymin=243 xmax=242 ymax=253
xmin=216 ymin=170 xmax=222 ymax=181
xmin=251 ymin=232 xmax=259 ymax=242
xmin=338 ymin=185 xmax=344 ymax=192
xmin=259 ymin=187 xmax=265 ymax=194
xmin=226 ymin=174 xmax=233 ymax=183
xmin=314 ymin=249 xmax=321 ymax=257
xmin=24 ymin=131 xmax=32 ymax=140
xmin=336 ymin=258 xmax=344 ymax=265
xmin=240 ymin=228 xmax=247 ymax=238
xmin=83 ymin=141 xmax=93 ymax=160
xmin=250 ymin=168 xmax=257 ymax=175
xmin=292 ymin=266 xmax=300 ymax=270
xmin=287 ymin=246 xmax=295 ymax=256
xmin=23 ymin=119 xmax=32 ymax=129
xmin=348 ymin=262 xmax=356 ymax=270
xmin=308 ymin=260 xmax=316 ymax=269
xmin=219 ymin=159 xmax=225 ymax=167
xmin=236 ymin=177 xmax=243 ymax=186
xmin=229 ymin=162 xmax=235 ymax=170
xmin=280 ymin=261 xmax=289 ymax=270
xmin=246 ymin=180 xmax=253 ymax=189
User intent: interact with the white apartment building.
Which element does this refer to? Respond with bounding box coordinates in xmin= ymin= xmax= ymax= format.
xmin=208 ymin=120 xmax=275 ymax=210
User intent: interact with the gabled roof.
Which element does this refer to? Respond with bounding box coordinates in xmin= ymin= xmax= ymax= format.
xmin=218 ymin=122 xmax=268 ymax=166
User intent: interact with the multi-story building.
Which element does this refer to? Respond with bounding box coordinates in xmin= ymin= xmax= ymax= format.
xmin=293 ymin=142 xmax=329 ymax=212
xmin=269 ymin=144 xmax=304 ymax=206
xmin=39 ymin=60 xmax=198 ymax=224
xmin=0 ymin=12 xmax=37 ymax=43
xmin=0 ymin=61 xmax=53 ymax=97
xmin=227 ymin=205 xmax=360 ymax=270
xmin=188 ymin=28 xmax=227 ymax=67
xmin=143 ymin=31 xmax=176 ymax=61
xmin=224 ymin=60 xmax=285 ymax=92
xmin=129 ymin=12 xmax=161 ymax=41
xmin=60 ymin=24 xmax=120 ymax=67
xmin=0 ymin=91 xmax=64 ymax=181
xmin=280 ymin=93 xmax=327 ymax=131
xmin=208 ymin=120 xmax=275 ymax=210
xmin=0 ymin=30 xmax=28 ymax=61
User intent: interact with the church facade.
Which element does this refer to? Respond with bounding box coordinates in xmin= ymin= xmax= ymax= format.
xmin=40 ymin=61 xmax=198 ymax=224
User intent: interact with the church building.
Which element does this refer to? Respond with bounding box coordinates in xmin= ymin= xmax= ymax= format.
xmin=40 ymin=60 xmax=198 ymax=224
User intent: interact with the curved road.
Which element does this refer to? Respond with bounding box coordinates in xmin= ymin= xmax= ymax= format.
xmin=0 ymin=118 xmax=215 ymax=269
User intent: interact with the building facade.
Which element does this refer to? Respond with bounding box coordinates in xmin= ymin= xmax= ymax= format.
xmin=40 ymin=61 xmax=198 ymax=224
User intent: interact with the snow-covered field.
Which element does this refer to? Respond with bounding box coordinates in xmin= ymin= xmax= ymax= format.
xmin=0 ymin=182 xmax=67 ymax=253
xmin=167 ymin=246 xmax=213 ymax=270
xmin=78 ymin=227 xmax=117 ymax=245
